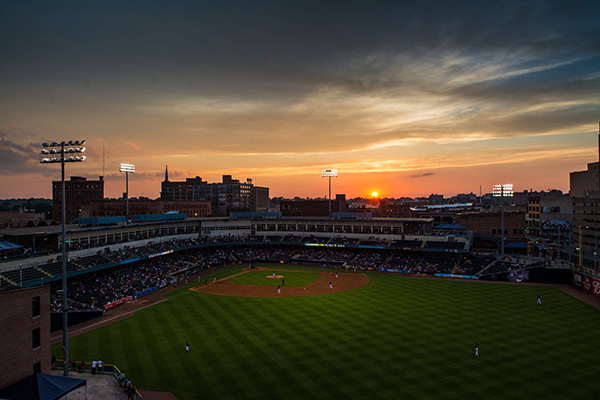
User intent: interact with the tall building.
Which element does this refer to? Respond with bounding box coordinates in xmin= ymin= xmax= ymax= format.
xmin=253 ymin=186 xmax=270 ymax=212
xmin=526 ymin=191 xmax=572 ymax=239
xmin=52 ymin=176 xmax=104 ymax=222
xmin=214 ymin=175 xmax=253 ymax=215
xmin=570 ymin=160 xmax=600 ymax=269
xmin=160 ymin=169 xmax=269 ymax=216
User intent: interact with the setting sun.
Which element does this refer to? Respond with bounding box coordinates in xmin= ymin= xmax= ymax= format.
xmin=372 ymin=191 xmax=378 ymax=198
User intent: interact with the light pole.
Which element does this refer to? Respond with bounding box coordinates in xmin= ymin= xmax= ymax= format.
xmin=40 ymin=139 xmax=86 ymax=377
xmin=493 ymin=184 xmax=513 ymax=257
xmin=321 ymin=169 xmax=338 ymax=215
xmin=120 ymin=163 xmax=135 ymax=223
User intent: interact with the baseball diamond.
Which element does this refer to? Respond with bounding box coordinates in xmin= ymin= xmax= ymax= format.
xmin=192 ymin=267 xmax=369 ymax=297
xmin=53 ymin=263 xmax=600 ymax=400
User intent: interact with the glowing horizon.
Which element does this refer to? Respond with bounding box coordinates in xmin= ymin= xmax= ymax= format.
xmin=1 ymin=1 xmax=599 ymax=200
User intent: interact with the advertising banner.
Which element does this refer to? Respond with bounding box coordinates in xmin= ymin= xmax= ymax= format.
xmin=136 ymin=286 xmax=158 ymax=298
xmin=380 ymin=267 xmax=412 ymax=274
xmin=581 ymin=274 xmax=600 ymax=298
xmin=104 ymin=296 xmax=132 ymax=310
xmin=434 ymin=273 xmax=478 ymax=279
xmin=573 ymin=270 xmax=582 ymax=287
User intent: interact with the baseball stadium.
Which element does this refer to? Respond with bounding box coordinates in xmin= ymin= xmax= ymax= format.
xmin=1 ymin=216 xmax=600 ymax=399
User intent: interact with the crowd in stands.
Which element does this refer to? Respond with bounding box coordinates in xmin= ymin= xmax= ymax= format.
xmin=454 ymin=254 xmax=496 ymax=275
xmin=231 ymin=246 xmax=279 ymax=263
xmin=50 ymin=250 xmax=221 ymax=312
xmin=383 ymin=252 xmax=421 ymax=270
xmin=292 ymin=248 xmax=354 ymax=264
xmin=416 ymin=255 xmax=456 ymax=274
xmin=39 ymin=241 xmax=531 ymax=312
xmin=5 ymin=232 xmax=551 ymax=312
xmin=347 ymin=250 xmax=387 ymax=269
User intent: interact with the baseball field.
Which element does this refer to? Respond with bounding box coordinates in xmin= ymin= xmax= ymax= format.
xmin=54 ymin=264 xmax=600 ymax=399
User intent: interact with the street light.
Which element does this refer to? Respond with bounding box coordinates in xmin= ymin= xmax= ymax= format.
xmin=493 ymin=184 xmax=513 ymax=257
xmin=120 ymin=163 xmax=135 ymax=223
xmin=321 ymin=169 xmax=338 ymax=215
xmin=39 ymin=139 xmax=86 ymax=377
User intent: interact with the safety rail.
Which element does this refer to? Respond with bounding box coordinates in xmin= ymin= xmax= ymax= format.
xmin=55 ymin=359 xmax=142 ymax=399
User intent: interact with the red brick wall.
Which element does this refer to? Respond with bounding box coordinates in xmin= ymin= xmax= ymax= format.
xmin=0 ymin=286 xmax=51 ymax=388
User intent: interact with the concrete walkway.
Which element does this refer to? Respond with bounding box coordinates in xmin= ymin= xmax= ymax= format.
xmin=51 ymin=370 xmax=128 ymax=400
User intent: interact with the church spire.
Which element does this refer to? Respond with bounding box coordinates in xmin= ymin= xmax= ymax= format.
xmin=165 ymin=165 xmax=169 ymax=182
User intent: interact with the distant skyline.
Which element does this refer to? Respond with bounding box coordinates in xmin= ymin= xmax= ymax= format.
xmin=1 ymin=1 xmax=599 ymax=199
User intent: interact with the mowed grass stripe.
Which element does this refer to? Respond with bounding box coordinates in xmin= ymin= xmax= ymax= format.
xmin=56 ymin=267 xmax=600 ymax=399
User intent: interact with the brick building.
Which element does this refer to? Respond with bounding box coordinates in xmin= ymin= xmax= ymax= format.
xmin=81 ymin=198 xmax=211 ymax=219
xmin=52 ymin=176 xmax=104 ymax=222
xmin=280 ymin=198 xmax=346 ymax=217
xmin=378 ymin=200 xmax=415 ymax=218
xmin=0 ymin=286 xmax=51 ymax=388
xmin=456 ymin=211 xmax=526 ymax=240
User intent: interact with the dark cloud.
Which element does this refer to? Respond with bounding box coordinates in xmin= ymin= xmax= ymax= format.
xmin=1 ymin=0 xmax=599 ymax=192
xmin=2 ymin=0 xmax=598 ymax=96
xmin=412 ymin=172 xmax=435 ymax=178
xmin=0 ymin=128 xmax=48 ymax=175
xmin=2 ymin=124 xmax=37 ymax=139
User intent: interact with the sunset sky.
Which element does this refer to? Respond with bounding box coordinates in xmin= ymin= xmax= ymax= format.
xmin=1 ymin=0 xmax=599 ymax=200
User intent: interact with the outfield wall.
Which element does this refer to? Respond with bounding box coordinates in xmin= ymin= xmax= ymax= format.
xmin=574 ymin=269 xmax=600 ymax=298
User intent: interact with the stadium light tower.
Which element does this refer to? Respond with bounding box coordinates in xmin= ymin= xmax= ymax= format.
xmin=493 ymin=184 xmax=513 ymax=257
xmin=321 ymin=169 xmax=338 ymax=214
xmin=39 ymin=139 xmax=86 ymax=377
xmin=120 ymin=163 xmax=135 ymax=223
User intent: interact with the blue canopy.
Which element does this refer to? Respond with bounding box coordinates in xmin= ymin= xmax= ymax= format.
xmin=0 ymin=373 xmax=86 ymax=400
xmin=433 ymin=224 xmax=466 ymax=230
xmin=0 ymin=241 xmax=24 ymax=251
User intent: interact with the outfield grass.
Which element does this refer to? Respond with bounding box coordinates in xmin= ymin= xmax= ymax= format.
xmin=56 ymin=265 xmax=600 ymax=399
xmin=226 ymin=270 xmax=322 ymax=287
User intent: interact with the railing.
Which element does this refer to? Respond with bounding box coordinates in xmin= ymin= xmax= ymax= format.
xmin=55 ymin=359 xmax=142 ymax=399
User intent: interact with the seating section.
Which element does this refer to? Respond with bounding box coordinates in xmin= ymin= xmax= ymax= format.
xmin=455 ymin=254 xmax=496 ymax=275
xmin=417 ymin=255 xmax=457 ymax=274
xmin=1 ymin=234 xmax=524 ymax=313
xmin=1 ymin=266 xmax=48 ymax=284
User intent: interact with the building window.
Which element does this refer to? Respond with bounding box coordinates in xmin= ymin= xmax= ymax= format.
xmin=33 ymin=361 xmax=41 ymax=374
xmin=32 ymin=296 xmax=40 ymax=318
xmin=32 ymin=328 xmax=41 ymax=349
